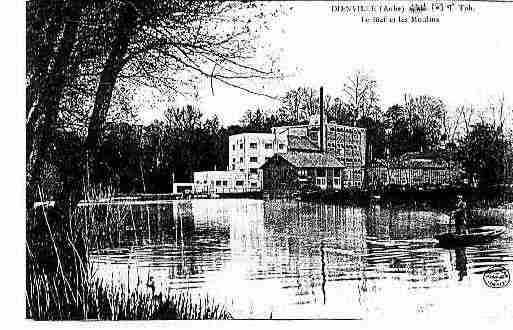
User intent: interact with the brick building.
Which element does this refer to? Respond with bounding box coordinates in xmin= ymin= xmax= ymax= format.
xmin=261 ymin=151 xmax=347 ymax=192
xmin=366 ymin=152 xmax=462 ymax=190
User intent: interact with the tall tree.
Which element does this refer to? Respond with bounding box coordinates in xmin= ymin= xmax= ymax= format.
xmin=341 ymin=70 xmax=380 ymax=123
xmin=26 ymin=1 xmax=285 ymax=209
xmin=458 ymin=122 xmax=506 ymax=187
xmin=26 ymin=0 xmax=84 ymax=193
xmin=85 ymin=1 xmax=284 ymax=179
xmin=384 ymin=95 xmax=447 ymax=156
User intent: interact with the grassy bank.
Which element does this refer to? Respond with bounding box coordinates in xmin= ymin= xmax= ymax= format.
xmin=26 ymin=186 xmax=231 ymax=320
xmin=26 ymin=269 xmax=231 ymax=320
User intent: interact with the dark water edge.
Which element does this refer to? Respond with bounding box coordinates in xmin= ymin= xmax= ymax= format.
xmin=25 ymin=204 xmax=232 ymax=320
xmin=294 ymin=186 xmax=513 ymax=210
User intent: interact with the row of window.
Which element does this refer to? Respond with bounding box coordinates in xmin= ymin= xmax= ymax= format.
xmin=232 ymin=156 xmax=272 ymax=164
xmin=298 ymin=168 xmax=342 ymax=177
xmin=231 ymin=142 xmax=285 ymax=151
xmin=297 ymin=168 xmax=362 ymax=179
xmin=196 ymin=180 xmax=254 ymax=187
xmin=327 ymin=128 xmax=362 ymax=139
xmin=314 ymin=177 xmax=360 ymax=187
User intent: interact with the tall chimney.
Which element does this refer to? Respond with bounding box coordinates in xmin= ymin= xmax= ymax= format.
xmin=319 ymin=86 xmax=324 ymax=153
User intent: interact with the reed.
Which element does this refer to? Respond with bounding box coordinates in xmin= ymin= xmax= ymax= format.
xmin=26 ymin=185 xmax=231 ymax=320
xmin=26 ymin=267 xmax=232 ymax=320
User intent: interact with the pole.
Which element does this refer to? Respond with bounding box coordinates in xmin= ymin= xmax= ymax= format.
xmin=320 ymin=86 xmax=324 ymax=152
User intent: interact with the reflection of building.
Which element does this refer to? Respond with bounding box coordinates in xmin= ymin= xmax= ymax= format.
xmin=367 ymin=152 xmax=461 ymax=189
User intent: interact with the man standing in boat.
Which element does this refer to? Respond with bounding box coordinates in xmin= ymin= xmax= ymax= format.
xmin=453 ymin=195 xmax=468 ymax=234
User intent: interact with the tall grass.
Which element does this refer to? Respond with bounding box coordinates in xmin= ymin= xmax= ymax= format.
xmin=26 ymin=185 xmax=231 ymax=320
xmin=26 ymin=271 xmax=232 ymax=320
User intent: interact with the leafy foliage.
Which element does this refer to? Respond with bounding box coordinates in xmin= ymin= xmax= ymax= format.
xmin=457 ymin=122 xmax=506 ymax=187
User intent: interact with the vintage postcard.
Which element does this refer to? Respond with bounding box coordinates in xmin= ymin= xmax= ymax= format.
xmin=20 ymin=0 xmax=513 ymax=327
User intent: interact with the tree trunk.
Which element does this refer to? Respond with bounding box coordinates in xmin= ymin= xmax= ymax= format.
xmin=86 ymin=4 xmax=138 ymax=181
xmin=27 ymin=1 xmax=84 ymax=197
xmin=26 ymin=1 xmax=65 ymax=120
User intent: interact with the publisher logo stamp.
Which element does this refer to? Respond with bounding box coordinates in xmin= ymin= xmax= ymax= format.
xmin=483 ymin=266 xmax=510 ymax=288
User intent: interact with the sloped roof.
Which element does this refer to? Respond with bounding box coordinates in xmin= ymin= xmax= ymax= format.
xmin=287 ymin=135 xmax=320 ymax=152
xmin=278 ymin=151 xmax=344 ymax=168
xmin=400 ymin=151 xmax=440 ymax=161
xmin=370 ymin=155 xmax=455 ymax=169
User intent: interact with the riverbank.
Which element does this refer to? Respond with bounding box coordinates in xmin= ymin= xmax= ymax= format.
xmin=293 ymin=186 xmax=513 ymax=209
xmin=26 ymin=201 xmax=232 ymax=320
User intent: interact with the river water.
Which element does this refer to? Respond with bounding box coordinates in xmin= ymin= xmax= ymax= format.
xmin=89 ymin=199 xmax=513 ymax=320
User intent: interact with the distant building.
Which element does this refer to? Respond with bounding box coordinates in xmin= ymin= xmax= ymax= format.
xmin=367 ymin=152 xmax=462 ymax=189
xmin=271 ymin=117 xmax=366 ymax=168
xmin=193 ymin=170 xmax=260 ymax=194
xmin=172 ymin=182 xmax=194 ymax=194
xmin=270 ymin=116 xmax=366 ymax=188
xmin=193 ymin=114 xmax=367 ymax=193
xmin=228 ymin=133 xmax=278 ymax=190
xmin=260 ymin=151 xmax=351 ymax=192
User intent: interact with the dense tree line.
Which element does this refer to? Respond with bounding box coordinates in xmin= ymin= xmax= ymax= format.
xmin=37 ymin=71 xmax=512 ymax=199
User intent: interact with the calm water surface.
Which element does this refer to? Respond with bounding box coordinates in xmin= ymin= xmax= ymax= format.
xmin=90 ymin=199 xmax=513 ymax=320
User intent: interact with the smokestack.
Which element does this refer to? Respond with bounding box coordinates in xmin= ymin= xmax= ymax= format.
xmin=319 ymin=86 xmax=324 ymax=153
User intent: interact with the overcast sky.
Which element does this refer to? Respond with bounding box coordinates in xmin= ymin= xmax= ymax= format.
xmin=138 ymin=1 xmax=513 ymax=127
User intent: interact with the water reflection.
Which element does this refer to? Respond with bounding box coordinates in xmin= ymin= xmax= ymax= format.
xmin=455 ymin=248 xmax=468 ymax=281
xmin=89 ymin=199 xmax=513 ymax=319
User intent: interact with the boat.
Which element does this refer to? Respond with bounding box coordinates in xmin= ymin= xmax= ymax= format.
xmin=434 ymin=226 xmax=506 ymax=247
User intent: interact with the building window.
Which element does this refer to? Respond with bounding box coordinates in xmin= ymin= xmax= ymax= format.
xmin=316 ymin=177 xmax=326 ymax=185
xmin=250 ymin=182 xmax=257 ymax=187
xmin=232 ymin=164 xmax=235 ymax=170
xmin=239 ymin=157 xmax=243 ymax=163
xmin=250 ymin=156 xmax=258 ymax=162
xmin=232 ymin=158 xmax=236 ymax=163
xmin=222 ymin=180 xmax=228 ymax=186
xmin=334 ymin=168 xmax=340 ymax=177
xmin=249 ymin=142 xmax=257 ymax=149
xmin=232 ymin=144 xmax=235 ymax=151
xmin=240 ymin=169 xmax=244 ymax=172
xmin=279 ymin=143 xmax=285 ymax=150
xmin=316 ymin=168 xmax=326 ymax=177
xmin=249 ymin=168 xmax=258 ymax=174
xmin=203 ymin=180 xmax=207 ymax=184
xmin=215 ymin=180 xmax=222 ymax=186
xmin=235 ymin=180 xmax=244 ymax=186
xmin=334 ymin=178 xmax=340 ymax=186
xmin=240 ymin=144 xmax=243 ymax=149
xmin=265 ymin=143 xmax=272 ymax=149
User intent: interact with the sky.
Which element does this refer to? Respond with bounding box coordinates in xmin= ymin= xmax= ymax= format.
xmin=137 ymin=1 xmax=513 ymax=127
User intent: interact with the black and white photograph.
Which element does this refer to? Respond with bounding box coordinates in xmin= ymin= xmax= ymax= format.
xmin=11 ymin=0 xmax=513 ymax=326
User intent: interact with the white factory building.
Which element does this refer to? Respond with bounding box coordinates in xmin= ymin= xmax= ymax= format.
xmin=192 ymin=114 xmax=367 ymax=194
